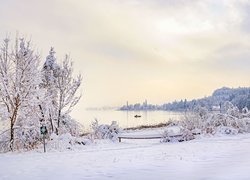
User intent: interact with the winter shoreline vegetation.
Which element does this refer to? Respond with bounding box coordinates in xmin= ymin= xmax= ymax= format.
xmin=3 ymin=100 xmax=250 ymax=153
xmin=48 ymin=97 xmax=250 ymax=151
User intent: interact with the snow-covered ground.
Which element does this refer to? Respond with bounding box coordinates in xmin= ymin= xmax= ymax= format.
xmin=1 ymin=130 xmax=250 ymax=180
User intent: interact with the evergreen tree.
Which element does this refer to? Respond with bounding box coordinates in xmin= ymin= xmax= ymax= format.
xmin=41 ymin=47 xmax=60 ymax=133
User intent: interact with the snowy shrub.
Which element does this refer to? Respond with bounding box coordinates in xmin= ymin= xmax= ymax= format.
xmin=242 ymin=107 xmax=250 ymax=118
xmin=58 ymin=115 xmax=84 ymax=137
xmin=47 ymin=133 xmax=91 ymax=151
xmin=0 ymin=130 xmax=11 ymax=153
xmin=0 ymin=124 xmax=41 ymax=152
xmin=241 ymin=118 xmax=250 ymax=132
xmin=91 ymin=119 xmax=122 ymax=141
xmin=179 ymin=106 xmax=209 ymax=132
xmin=191 ymin=128 xmax=202 ymax=135
xmin=242 ymin=107 xmax=249 ymax=114
xmin=14 ymin=127 xmax=41 ymax=151
xmin=222 ymin=101 xmax=240 ymax=117
xmin=222 ymin=101 xmax=235 ymax=113
xmin=216 ymin=126 xmax=238 ymax=135
xmin=75 ymin=137 xmax=92 ymax=146
xmin=178 ymin=102 xmax=250 ymax=137
xmin=48 ymin=133 xmax=73 ymax=151
xmin=181 ymin=129 xmax=195 ymax=141
xmin=193 ymin=106 xmax=209 ymax=119
xmin=161 ymin=126 xmax=195 ymax=143
xmin=180 ymin=113 xmax=204 ymax=131
xmin=0 ymin=127 xmax=42 ymax=152
xmin=206 ymin=112 xmax=249 ymax=134
xmin=227 ymin=106 xmax=240 ymax=118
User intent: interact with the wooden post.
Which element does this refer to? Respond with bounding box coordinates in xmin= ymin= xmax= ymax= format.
xmin=43 ymin=134 xmax=46 ymax=153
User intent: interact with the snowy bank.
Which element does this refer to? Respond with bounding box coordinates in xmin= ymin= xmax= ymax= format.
xmin=1 ymin=132 xmax=250 ymax=180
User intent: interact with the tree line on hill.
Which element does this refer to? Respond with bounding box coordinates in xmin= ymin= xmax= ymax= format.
xmin=120 ymin=87 xmax=250 ymax=112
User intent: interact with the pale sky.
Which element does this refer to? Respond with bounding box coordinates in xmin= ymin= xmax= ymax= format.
xmin=1 ymin=0 xmax=250 ymax=119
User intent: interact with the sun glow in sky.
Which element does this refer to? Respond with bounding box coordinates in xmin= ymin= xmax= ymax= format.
xmin=1 ymin=0 xmax=250 ymax=119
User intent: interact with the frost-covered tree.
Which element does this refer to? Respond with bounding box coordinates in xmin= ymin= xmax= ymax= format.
xmin=55 ymin=54 xmax=82 ymax=135
xmin=41 ymin=50 xmax=82 ymax=135
xmin=41 ymin=47 xmax=60 ymax=133
xmin=0 ymin=37 xmax=42 ymax=150
xmin=0 ymin=35 xmax=83 ymax=152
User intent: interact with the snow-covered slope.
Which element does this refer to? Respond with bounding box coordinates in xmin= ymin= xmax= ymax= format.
xmin=1 ymin=134 xmax=250 ymax=180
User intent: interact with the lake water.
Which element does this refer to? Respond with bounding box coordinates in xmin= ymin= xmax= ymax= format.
xmin=78 ymin=110 xmax=183 ymax=131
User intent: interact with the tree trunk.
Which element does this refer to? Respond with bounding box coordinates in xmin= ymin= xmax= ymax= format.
xmin=56 ymin=109 xmax=61 ymax=135
xmin=10 ymin=122 xmax=14 ymax=151
xmin=9 ymin=106 xmax=18 ymax=151
xmin=49 ymin=110 xmax=54 ymax=133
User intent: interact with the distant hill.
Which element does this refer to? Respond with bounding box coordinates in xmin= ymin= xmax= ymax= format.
xmin=119 ymin=87 xmax=250 ymax=112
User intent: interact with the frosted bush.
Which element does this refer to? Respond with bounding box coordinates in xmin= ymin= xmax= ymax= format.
xmin=161 ymin=126 xmax=194 ymax=142
xmin=0 ymin=125 xmax=41 ymax=152
xmin=47 ymin=133 xmax=91 ymax=151
xmin=191 ymin=128 xmax=202 ymax=135
xmin=91 ymin=119 xmax=121 ymax=141
xmin=216 ymin=126 xmax=238 ymax=135
xmin=242 ymin=107 xmax=249 ymax=114
xmin=193 ymin=106 xmax=209 ymax=119
xmin=207 ymin=113 xmax=248 ymax=134
xmin=75 ymin=137 xmax=92 ymax=145
xmin=179 ymin=106 xmax=209 ymax=132
xmin=221 ymin=101 xmax=240 ymax=118
xmin=181 ymin=129 xmax=195 ymax=141
xmin=0 ymin=110 xmax=45 ymax=152
xmin=241 ymin=118 xmax=250 ymax=132
xmin=223 ymin=101 xmax=235 ymax=113
xmin=0 ymin=130 xmax=11 ymax=153
xmin=14 ymin=127 xmax=40 ymax=150
xmin=162 ymin=102 xmax=250 ymax=143
xmin=59 ymin=115 xmax=84 ymax=136
xmin=242 ymin=107 xmax=250 ymax=118
xmin=48 ymin=133 xmax=73 ymax=151
xmin=178 ymin=102 xmax=250 ymax=137
xmin=180 ymin=113 xmax=204 ymax=131
xmin=227 ymin=106 xmax=240 ymax=118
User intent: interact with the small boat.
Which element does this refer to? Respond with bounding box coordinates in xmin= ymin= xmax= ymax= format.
xmin=134 ymin=115 xmax=141 ymax=118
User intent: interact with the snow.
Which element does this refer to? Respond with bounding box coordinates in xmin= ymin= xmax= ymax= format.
xmin=119 ymin=128 xmax=164 ymax=138
xmin=1 ymin=131 xmax=250 ymax=180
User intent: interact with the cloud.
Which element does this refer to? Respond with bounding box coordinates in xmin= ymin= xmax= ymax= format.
xmin=1 ymin=0 xmax=250 ymax=113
